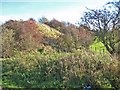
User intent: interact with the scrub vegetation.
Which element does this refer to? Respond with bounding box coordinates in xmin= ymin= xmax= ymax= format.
xmin=1 ymin=1 xmax=120 ymax=89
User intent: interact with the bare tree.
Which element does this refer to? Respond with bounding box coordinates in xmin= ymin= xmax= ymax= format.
xmin=80 ymin=1 xmax=120 ymax=55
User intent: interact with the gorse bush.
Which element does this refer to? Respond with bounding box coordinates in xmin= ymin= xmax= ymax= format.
xmin=2 ymin=50 xmax=120 ymax=89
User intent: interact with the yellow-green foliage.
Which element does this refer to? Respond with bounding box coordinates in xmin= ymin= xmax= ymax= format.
xmin=38 ymin=23 xmax=63 ymax=39
xmin=90 ymin=39 xmax=108 ymax=53
xmin=90 ymin=42 xmax=107 ymax=52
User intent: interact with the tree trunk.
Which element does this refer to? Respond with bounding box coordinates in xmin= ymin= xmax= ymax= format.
xmin=102 ymin=39 xmax=114 ymax=54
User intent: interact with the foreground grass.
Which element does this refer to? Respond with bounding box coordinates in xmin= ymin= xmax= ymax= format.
xmin=2 ymin=50 xmax=120 ymax=89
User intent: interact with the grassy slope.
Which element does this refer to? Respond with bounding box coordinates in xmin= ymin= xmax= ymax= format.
xmin=38 ymin=23 xmax=63 ymax=39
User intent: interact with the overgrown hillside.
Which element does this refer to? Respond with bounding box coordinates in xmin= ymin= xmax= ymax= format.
xmin=1 ymin=17 xmax=120 ymax=89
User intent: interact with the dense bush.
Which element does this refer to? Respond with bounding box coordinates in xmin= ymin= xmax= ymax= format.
xmin=2 ymin=50 xmax=120 ymax=89
xmin=1 ymin=27 xmax=15 ymax=58
xmin=4 ymin=19 xmax=43 ymax=42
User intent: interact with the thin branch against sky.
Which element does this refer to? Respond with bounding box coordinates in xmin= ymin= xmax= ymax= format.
xmin=0 ymin=0 xmax=116 ymax=24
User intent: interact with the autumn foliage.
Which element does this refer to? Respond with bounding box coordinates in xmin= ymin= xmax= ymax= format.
xmin=2 ymin=19 xmax=44 ymax=57
xmin=44 ymin=19 xmax=94 ymax=52
xmin=4 ymin=19 xmax=43 ymax=42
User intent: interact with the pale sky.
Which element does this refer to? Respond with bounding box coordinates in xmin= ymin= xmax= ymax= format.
xmin=0 ymin=0 xmax=115 ymax=24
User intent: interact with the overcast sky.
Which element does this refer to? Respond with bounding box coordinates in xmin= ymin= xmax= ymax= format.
xmin=0 ymin=0 xmax=115 ymax=24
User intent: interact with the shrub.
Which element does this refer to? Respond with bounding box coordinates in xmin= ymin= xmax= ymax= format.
xmin=1 ymin=27 xmax=15 ymax=58
xmin=2 ymin=20 xmax=43 ymax=54
xmin=2 ymin=50 xmax=120 ymax=89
